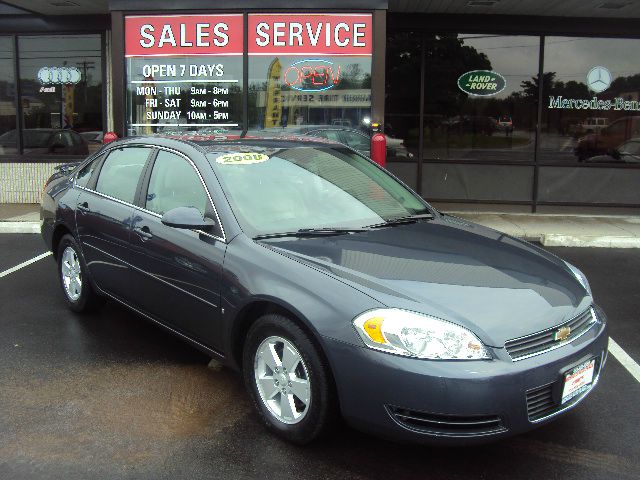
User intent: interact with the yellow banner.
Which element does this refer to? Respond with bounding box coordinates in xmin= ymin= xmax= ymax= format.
xmin=264 ymin=58 xmax=282 ymax=128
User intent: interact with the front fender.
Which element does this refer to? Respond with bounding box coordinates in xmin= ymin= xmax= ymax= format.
xmin=220 ymin=235 xmax=383 ymax=362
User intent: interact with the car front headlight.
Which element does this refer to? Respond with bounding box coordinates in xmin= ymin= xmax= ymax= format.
xmin=565 ymin=261 xmax=592 ymax=297
xmin=352 ymin=309 xmax=490 ymax=360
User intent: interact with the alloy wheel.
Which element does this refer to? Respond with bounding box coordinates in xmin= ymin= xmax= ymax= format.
xmin=61 ymin=246 xmax=82 ymax=302
xmin=254 ymin=335 xmax=311 ymax=424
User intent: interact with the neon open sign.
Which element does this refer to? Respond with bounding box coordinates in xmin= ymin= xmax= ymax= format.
xmin=283 ymin=59 xmax=341 ymax=92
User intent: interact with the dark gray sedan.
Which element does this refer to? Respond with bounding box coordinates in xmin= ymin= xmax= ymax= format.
xmin=41 ymin=135 xmax=608 ymax=445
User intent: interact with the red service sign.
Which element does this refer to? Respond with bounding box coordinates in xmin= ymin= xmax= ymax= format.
xmin=248 ymin=14 xmax=372 ymax=56
xmin=125 ymin=14 xmax=243 ymax=57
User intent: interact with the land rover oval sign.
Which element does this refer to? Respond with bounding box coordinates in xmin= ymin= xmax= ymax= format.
xmin=457 ymin=70 xmax=506 ymax=96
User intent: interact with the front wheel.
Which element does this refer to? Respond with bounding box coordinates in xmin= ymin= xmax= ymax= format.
xmin=57 ymin=234 xmax=102 ymax=312
xmin=243 ymin=314 xmax=337 ymax=444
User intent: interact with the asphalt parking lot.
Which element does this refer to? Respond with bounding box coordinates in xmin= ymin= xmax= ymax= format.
xmin=0 ymin=233 xmax=639 ymax=479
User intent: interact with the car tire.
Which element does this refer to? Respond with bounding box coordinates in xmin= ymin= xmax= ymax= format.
xmin=243 ymin=313 xmax=338 ymax=444
xmin=57 ymin=234 xmax=102 ymax=313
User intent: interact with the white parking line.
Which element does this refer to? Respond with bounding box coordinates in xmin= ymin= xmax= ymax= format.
xmin=609 ymin=338 xmax=640 ymax=383
xmin=0 ymin=252 xmax=52 ymax=278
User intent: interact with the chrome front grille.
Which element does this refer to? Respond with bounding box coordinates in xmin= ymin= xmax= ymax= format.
xmin=505 ymin=307 xmax=598 ymax=361
xmin=387 ymin=405 xmax=506 ymax=436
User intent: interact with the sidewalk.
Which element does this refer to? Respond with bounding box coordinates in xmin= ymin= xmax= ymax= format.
xmin=452 ymin=212 xmax=640 ymax=248
xmin=0 ymin=204 xmax=40 ymax=233
xmin=2 ymin=204 xmax=640 ymax=247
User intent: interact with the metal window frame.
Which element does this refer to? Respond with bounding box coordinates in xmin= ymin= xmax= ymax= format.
xmin=385 ymin=24 xmax=640 ymax=211
xmin=113 ymin=8 xmax=380 ymax=139
xmin=0 ymin=30 xmax=108 ymax=163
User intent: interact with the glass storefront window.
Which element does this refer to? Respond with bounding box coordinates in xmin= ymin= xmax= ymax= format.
xmin=540 ymin=37 xmax=640 ymax=165
xmin=538 ymin=37 xmax=640 ymax=205
xmin=248 ymin=14 xmax=372 ymax=134
xmin=423 ymin=34 xmax=540 ymax=163
xmin=0 ymin=37 xmax=17 ymax=155
xmin=18 ymin=34 xmax=102 ymax=155
xmin=124 ymin=15 xmax=244 ymax=136
xmin=384 ymin=31 xmax=421 ymax=188
xmin=248 ymin=55 xmax=371 ymax=130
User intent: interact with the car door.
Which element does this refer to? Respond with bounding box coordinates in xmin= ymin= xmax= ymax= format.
xmin=128 ymin=148 xmax=226 ymax=351
xmin=75 ymin=146 xmax=153 ymax=303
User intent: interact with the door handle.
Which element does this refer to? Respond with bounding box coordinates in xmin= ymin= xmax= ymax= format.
xmin=77 ymin=201 xmax=89 ymax=213
xmin=134 ymin=225 xmax=153 ymax=241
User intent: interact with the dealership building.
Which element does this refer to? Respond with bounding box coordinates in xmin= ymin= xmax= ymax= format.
xmin=1 ymin=0 xmax=640 ymax=213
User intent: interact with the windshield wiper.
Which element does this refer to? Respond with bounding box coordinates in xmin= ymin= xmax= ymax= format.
xmin=254 ymin=227 xmax=368 ymax=240
xmin=366 ymin=213 xmax=435 ymax=229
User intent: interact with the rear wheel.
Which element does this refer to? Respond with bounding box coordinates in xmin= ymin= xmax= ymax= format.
xmin=243 ymin=314 xmax=337 ymax=444
xmin=57 ymin=234 xmax=102 ymax=312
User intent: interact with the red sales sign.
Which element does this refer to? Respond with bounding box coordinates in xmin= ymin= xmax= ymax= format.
xmin=125 ymin=14 xmax=244 ymax=57
xmin=124 ymin=13 xmax=372 ymax=57
xmin=249 ymin=14 xmax=372 ymax=56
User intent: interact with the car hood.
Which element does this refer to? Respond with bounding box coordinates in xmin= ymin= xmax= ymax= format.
xmin=262 ymin=215 xmax=591 ymax=347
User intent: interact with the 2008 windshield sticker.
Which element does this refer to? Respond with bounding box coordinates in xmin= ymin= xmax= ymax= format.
xmin=216 ymin=152 xmax=270 ymax=165
xmin=457 ymin=70 xmax=506 ymax=97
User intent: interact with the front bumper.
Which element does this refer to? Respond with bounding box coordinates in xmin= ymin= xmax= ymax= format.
xmin=323 ymin=308 xmax=609 ymax=445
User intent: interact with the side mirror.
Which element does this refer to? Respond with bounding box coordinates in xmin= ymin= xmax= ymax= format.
xmin=161 ymin=206 xmax=215 ymax=230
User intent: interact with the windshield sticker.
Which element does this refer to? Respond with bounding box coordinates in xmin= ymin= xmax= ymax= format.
xmin=215 ymin=152 xmax=270 ymax=165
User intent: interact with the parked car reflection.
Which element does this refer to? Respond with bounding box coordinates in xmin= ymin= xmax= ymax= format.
xmin=0 ymin=128 xmax=89 ymax=155
xmin=575 ymin=116 xmax=640 ymax=161
xmin=585 ymin=138 xmax=640 ymax=164
xmin=257 ymin=125 xmax=414 ymax=161
xmin=445 ymin=115 xmax=498 ymax=136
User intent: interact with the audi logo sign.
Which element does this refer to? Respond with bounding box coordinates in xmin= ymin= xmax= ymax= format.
xmin=37 ymin=66 xmax=82 ymax=85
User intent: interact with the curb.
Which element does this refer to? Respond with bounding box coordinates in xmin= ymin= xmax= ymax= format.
xmin=541 ymin=234 xmax=640 ymax=248
xmin=0 ymin=222 xmax=40 ymax=234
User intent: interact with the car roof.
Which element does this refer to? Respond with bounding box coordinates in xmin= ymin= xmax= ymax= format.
xmin=108 ymin=133 xmax=344 ymax=155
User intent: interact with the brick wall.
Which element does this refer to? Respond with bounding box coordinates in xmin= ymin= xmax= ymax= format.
xmin=0 ymin=163 xmax=63 ymax=203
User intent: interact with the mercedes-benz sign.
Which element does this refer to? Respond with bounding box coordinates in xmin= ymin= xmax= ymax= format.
xmin=586 ymin=66 xmax=612 ymax=94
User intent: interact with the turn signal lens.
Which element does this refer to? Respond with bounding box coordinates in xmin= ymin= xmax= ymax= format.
xmin=363 ymin=317 xmax=386 ymax=344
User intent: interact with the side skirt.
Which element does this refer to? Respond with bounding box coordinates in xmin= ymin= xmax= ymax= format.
xmin=97 ymin=286 xmax=227 ymax=362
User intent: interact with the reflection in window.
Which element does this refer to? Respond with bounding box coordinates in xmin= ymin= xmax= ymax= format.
xmin=18 ymin=35 xmax=102 ymax=156
xmin=541 ymin=37 xmax=640 ymax=165
xmin=146 ymin=150 xmax=208 ymax=215
xmin=423 ymin=34 xmax=540 ymax=163
xmin=96 ymin=147 xmax=150 ymax=204
xmin=248 ymin=55 xmax=372 ymax=132
xmin=0 ymin=37 xmax=16 ymax=155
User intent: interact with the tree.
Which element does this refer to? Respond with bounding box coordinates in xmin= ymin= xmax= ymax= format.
xmin=520 ymin=72 xmax=557 ymax=101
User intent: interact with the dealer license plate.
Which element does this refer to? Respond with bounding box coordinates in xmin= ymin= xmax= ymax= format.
xmin=561 ymin=358 xmax=596 ymax=404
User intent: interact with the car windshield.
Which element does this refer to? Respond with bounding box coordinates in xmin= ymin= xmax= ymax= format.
xmin=207 ymin=146 xmax=431 ymax=237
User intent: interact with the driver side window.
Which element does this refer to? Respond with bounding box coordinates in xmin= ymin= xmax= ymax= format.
xmin=145 ymin=150 xmax=209 ymax=217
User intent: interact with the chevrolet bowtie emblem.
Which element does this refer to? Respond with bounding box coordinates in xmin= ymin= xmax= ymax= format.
xmin=554 ymin=326 xmax=571 ymax=342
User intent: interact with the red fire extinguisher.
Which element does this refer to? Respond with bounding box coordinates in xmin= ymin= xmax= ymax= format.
xmin=103 ymin=131 xmax=119 ymax=144
xmin=370 ymin=122 xmax=386 ymax=167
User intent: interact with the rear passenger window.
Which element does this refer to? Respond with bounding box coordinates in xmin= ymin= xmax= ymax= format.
xmin=313 ymin=130 xmax=342 ymax=142
xmin=75 ymin=155 xmax=103 ymax=188
xmin=145 ymin=150 xmax=208 ymax=216
xmin=95 ymin=147 xmax=150 ymax=204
